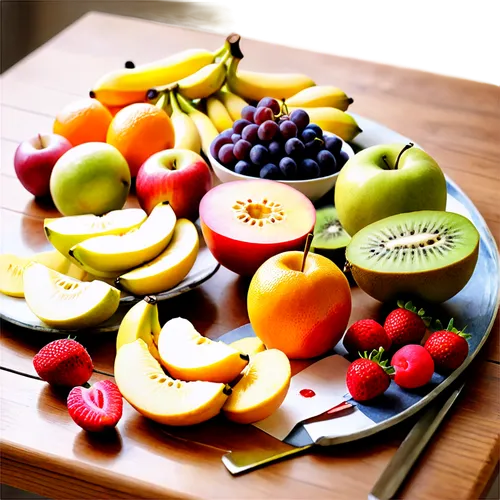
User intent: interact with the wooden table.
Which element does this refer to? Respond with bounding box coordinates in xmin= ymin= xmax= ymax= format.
xmin=1 ymin=12 xmax=499 ymax=500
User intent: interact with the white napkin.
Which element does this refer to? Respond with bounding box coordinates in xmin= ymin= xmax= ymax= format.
xmin=253 ymin=355 xmax=351 ymax=441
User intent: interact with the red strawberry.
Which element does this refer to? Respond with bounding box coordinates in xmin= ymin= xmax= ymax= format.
xmin=67 ymin=380 xmax=123 ymax=432
xmin=424 ymin=319 xmax=470 ymax=372
xmin=33 ymin=338 xmax=93 ymax=387
xmin=346 ymin=348 xmax=394 ymax=401
xmin=343 ymin=319 xmax=391 ymax=356
xmin=384 ymin=300 xmax=431 ymax=347
xmin=391 ymin=344 xmax=434 ymax=389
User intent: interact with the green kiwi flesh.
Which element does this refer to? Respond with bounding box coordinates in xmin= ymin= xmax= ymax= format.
xmin=345 ymin=210 xmax=479 ymax=303
xmin=311 ymin=206 xmax=351 ymax=269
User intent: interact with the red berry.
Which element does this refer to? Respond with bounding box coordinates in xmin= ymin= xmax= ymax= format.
xmin=384 ymin=301 xmax=430 ymax=347
xmin=346 ymin=348 xmax=393 ymax=401
xmin=67 ymin=379 xmax=123 ymax=432
xmin=33 ymin=339 xmax=93 ymax=387
xmin=391 ymin=345 xmax=434 ymax=389
xmin=424 ymin=319 xmax=470 ymax=372
xmin=343 ymin=319 xmax=391 ymax=356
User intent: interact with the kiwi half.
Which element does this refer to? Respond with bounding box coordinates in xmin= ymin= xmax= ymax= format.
xmin=345 ymin=210 xmax=479 ymax=303
xmin=311 ymin=206 xmax=351 ymax=269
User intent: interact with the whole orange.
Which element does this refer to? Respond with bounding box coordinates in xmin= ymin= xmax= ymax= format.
xmin=106 ymin=103 xmax=175 ymax=177
xmin=247 ymin=251 xmax=352 ymax=359
xmin=53 ymin=98 xmax=113 ymax=146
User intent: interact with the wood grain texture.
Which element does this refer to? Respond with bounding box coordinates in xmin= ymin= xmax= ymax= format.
xmin=0 ymin=11 xmax=499 ymax=500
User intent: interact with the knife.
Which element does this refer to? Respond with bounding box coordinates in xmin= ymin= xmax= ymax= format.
xmin=369 ymin=381 xmax=466 ymax=500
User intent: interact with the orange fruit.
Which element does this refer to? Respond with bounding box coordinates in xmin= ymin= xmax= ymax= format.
xmin=53 ymin=98 xmax=113 ymax=146
xmin=106 ymin=103 xmax=175 ymax=177
xmin=247 ymin=251 xmax=352 ymax=359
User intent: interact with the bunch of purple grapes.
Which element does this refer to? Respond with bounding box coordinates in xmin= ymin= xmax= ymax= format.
xmin=209 ymin=97 xmax=350 ymax=181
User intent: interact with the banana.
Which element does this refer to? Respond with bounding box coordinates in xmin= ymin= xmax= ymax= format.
xmin=288 ymin=106 xmax=362 ymax=142
xmin=169 ymin=91 xmax=201 ymax=153
xmin=215 ymin=89 xmax=248 ymax=121
xmin=206 ymin=96 xmax=234 ymax=133
xmin=177 ymin=51 xmax=230 ymax=100
xmin=177 ymin=93 xmax=219 ymax=158
xmin=285 ymin=85 xmax=354 ymax=111
xmin=90 ymin=46 xmax=224 ymax=107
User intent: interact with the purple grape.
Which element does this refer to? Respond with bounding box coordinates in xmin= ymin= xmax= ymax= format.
xmin=279 ymin=157 xmax=297 ymax=179
xmin=299 ymin=158 xmax=320 ymax=179
xmin=259 ymin=163 xmax=281 ymax=180
xmin=242 ymin=124 xmax=259 ymax=143
xmin=290 ymin=109 xmax=310 ymax=130
xmin=305 ymin=138 xmax=324 ymax=158
xmin=233 ymin=119 xmax=252 ymax=134
xmin=220 ymin=128 xmax=234 ymax=139
xmin=254 ymin=107 xmax=274 ymax=125
xmin=301 ymin=128 xmax=317 ymax=143
xmin=249 ymin=144 xmax=269 ymax=166
xmin=234 ymin=139 xmax=252 ymax=161
xmin=235 ymin=160 xmax=256 ymax=176
xmin=210 ymin=134 xmax=232 ymax=158
xmin=268 ymin=140 xmax=282 ymax=159
xmin=284 ymin=137 xmax=305 ymax=158
xmin=257 ymin=97 xmax=281 ymax=115
xmin=258 ymin=120 xmax=279 ymax=141
xmin=231 ymin=133 xmax=242 ymax=144
xmin=325 ymin=135 xmax=343 ymax=156
xmin=306 ymin=123 xmax=323 ymax=136
xmin=337 ymin=150 xmax=350 ymax=169
xmin=241 ymin=105 xmax=256 ymax=122
xmin=279 ymin=114 xmax=290 ymax=122
xmin=316 ymin=150 xmax=337 ymax=176
xmin=218 ymin=143 xmax=236 ymax=165
xmin=280 ymin=120 xmax=297 ymax=140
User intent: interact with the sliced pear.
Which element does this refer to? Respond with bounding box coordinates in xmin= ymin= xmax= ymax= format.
xmin=23 ymin=263 xmax=120 ymax=329
xmin=116 ymin=297 xmax=161 ymax=361
xmin=0 ymin=250 xmax=71 ymax=298
xmin=116 ymin=219 xmax=199 ymax=296
xmin=230 ymin=337 xmax=266 ymax=357
xmin=114 ymin=339 xmax=230 ymax=426
xmin=69 ymin=202 xmax=176 ymax=273
xmin=223 ymin=349 xmax=291 ymax=424
xmin=44 ymin=208 xmax=147 ymax=257
xmin=158 ymin=317 xmax=249 ymax=383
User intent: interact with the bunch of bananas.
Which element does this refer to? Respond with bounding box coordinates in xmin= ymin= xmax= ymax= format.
xmin=90 ymin=33 xmax=362 ymax=152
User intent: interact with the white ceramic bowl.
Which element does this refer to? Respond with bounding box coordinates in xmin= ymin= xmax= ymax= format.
xmin=208 ymin=132 xmax=355 ymax=202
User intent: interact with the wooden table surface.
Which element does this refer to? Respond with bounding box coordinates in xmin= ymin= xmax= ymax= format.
xmin=1 ymin=12 xmax=499 ymax=500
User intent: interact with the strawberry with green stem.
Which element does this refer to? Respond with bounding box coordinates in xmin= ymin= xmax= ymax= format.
xmin=384 ymin=300 xmax=432 ymax=347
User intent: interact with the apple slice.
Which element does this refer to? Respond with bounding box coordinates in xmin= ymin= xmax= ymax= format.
xmin=44 ymin=208 xmax=147 ymax=257
xmin=114 ymin=339 xmax=230 ymax=426
xmin=69 ymin=202 xmax=176 ymax=273
xmin=229 ymin=337 xmax=266 ymax=357
xmin=23 ymin=263 xmax=120 ymax=329
xmin=0 ymin=250 xmax=70 ymax=297
xmin=223 ymin=349 xmax=291 ymax=424
xmin=157 ymin=317 xmax=249 ymax=383
xmin=115 ymin=218 xmax=199 ymax=296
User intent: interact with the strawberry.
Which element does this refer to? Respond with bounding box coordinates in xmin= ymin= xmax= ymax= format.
xmin=67 ymin=379 xmax=123 ymax=432
xmin=384 ymin=300 xmax=431 ymax=347
xmin=346 ymin=348 xmax=394 ymax=402
xmin=391 ymin=344 xmax=434 ymax=389
xmin=424 ymin=319 xmax=471 ymax=372
xmin=33 ymin=338 xmax=93 ymax=387
xmin=343 ymin=319 xmax=391 ymax=356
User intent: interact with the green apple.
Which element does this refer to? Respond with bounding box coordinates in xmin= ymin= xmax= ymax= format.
xmin=50 ymin=142 xmax=131 ymax=216
xmin=334 ymin=143 xmax=447 ymax=235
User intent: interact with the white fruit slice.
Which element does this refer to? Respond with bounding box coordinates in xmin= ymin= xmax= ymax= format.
xmin=69 ymin=202 xmax=176 ymax=273
xmin=23 ymin=263 xmax=120 ymax=329
xmin=44 ymin=208 xmax=147 ymax=257
xmin=229 ymin=337 xmax=266 ymax=357
xmin=114 ymin=339 xmax=229 ymax=426
xmin=158 ymin=317 xmax=249 ymax=383
xmin=116 ymin=219 xmax=199 ymax=296
xmin=0 ymin=250 xmax=70 ymax=298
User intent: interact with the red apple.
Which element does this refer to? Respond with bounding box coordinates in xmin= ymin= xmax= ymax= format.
xmin=135 ymin=149 xmax=212 ymax=220
xmin=14 ymin=133 xmax=73 ymax=197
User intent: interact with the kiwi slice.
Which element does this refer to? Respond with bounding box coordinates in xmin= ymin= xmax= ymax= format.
xmin=311 ymin=206 xmax=351 ymax=270
xmin=346 ymin=210 xmax=479 ymax=303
